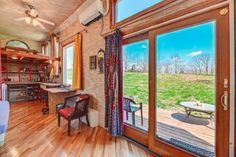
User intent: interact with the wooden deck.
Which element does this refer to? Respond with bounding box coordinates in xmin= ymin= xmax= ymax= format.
xmin=124 ymin=105 xmax=215 ymax=153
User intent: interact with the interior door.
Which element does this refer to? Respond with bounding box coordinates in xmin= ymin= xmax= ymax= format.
xmin=148 ymin=7 xmax=230 ymax=157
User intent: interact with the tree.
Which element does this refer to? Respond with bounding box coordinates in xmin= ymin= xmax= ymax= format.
xmin=200 ymin=54 xmax=210 ymax=74
xmin=123 ymin=52 xmax=129 ymax=72
xmin=131 ymin=64 xmax=136 ymax=72
xmin=192 ymin=56 xmax=203 ymax=74
xmin=163 ymin=61 xmax=171 ymax=74
xmin=139 ymin=55 xmax=148 ymax=72
xmin=171 ymin=55 xmax=182 ymax=74
xmin=210 ymin=63 xmax=215 ymax=75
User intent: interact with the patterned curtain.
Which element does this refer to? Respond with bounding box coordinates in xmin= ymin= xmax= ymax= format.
xmin=105 ymin=30 xmax=123 ymax=136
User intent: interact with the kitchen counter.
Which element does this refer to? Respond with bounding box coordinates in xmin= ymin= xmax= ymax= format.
xmin=41 ymin=87 xmax=76 ymax=94
xmin=40 ymin=85 xmax=76 ymax=114
xmin=5 ymin=82 xmax=41 ymax=85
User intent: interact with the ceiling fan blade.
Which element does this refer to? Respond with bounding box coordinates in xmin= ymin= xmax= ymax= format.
xmin=37 ymin=18 xmax=55 ymax=26
xmin=33 ymin=19 xmax=46 ymax=30
xmin=15 ymin=17 xmax=25 ymax=21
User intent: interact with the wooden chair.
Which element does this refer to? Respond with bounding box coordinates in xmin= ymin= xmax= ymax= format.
xmin=124 ymin=96 xmax=143 ymax=126
xmin=56 ymin=94 xmax=81 ymax=113
xmin=58 ymin=94 xmax=90 ymax=136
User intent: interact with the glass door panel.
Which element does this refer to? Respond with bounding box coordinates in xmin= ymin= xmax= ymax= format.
xmin=155 ymin=21 xmax=216 ymax=156
xmin=123 ymin=39 xmax=149 ymax=131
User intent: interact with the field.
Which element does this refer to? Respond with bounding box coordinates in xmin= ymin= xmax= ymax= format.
xmin=124 ymin=72 xmax=215 ymax=111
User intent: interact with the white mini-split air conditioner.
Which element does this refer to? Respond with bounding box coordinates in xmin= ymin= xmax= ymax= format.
xmin=79 ymin=0 xmax=109 ymax=26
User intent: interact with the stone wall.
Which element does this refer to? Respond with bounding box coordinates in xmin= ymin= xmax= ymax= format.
xmin=0 ymin=33 xmax=41 ymax=52
xmin=57 ymin=0 xmax=222 ymax=128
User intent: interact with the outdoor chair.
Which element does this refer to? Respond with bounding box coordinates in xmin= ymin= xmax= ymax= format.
xmin=124 ymin=96 xmax=143 ymax=126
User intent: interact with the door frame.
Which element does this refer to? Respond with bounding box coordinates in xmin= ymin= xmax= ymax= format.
xmin=148 ymin=7 xmax=230 ymax=157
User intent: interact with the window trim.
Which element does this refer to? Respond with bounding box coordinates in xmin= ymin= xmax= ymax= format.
xmin=122 ymin=33 xmax=148 ymax=46
xmin=110 ymin=0 xmax=175 ymax=29
xmin=62 ymin=42 xmax=75 ymax=85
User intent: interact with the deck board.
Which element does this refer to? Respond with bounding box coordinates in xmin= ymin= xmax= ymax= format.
xmin=124 ymin=105 xmax=215 ymax=153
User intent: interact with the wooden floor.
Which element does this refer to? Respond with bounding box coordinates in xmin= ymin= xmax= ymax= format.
xmin=0 ymin=101 xmax=153 ymax=157
xmin=125 ymin=105 xmax=215 ymax=153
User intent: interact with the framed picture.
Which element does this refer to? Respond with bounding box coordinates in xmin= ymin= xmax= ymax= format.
xmin=89 ymin=56 xmax=97 ymax=69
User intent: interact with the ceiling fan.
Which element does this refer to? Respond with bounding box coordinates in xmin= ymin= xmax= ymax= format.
xmin=15 ymin=4 xmax=55 ymax=30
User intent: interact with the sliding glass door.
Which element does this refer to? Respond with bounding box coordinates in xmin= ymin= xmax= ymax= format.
xmin=122 ymin=7 xmax=230 ymax=157
xmin=156 ymin=21 xmax=216 ymax=156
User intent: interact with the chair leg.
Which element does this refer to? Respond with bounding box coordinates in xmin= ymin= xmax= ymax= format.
xmin=68 ymin=120 xmax=71 ymax=136
xmin=86 ymin=114 xmax=90 ymax=127
xmin=126 ymin=111 xmax=128 ymax=120
xmin=58 ymin=114 xmax=61 ymax=127
xmin=132 ymin=112 xmax=135 ymax=126
xmin=140 ymin=109 xmax=143 ymax=126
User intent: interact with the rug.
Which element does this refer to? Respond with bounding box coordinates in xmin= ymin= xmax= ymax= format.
xmin=169 ymin=138 xmax=215 ymax=157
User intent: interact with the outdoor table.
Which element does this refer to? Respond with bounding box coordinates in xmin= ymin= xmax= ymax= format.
xmin=179 ymin=101 xmax=215 ymax=126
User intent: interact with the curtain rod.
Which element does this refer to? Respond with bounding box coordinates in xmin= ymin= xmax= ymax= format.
xmin=102 ymin=0 xmax=229 ymax=39
xmin=61 ymin=29 xmax=87 ymax=42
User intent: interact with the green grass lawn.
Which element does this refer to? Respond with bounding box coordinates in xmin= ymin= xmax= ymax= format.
xmin=124 ymin=72 xmax=215 ymax=111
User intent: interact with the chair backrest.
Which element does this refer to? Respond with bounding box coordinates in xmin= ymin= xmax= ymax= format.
xmin=124 ymin=96 xmax=136 ymax=112
xmin=64 ymin=94 xmax=81 ymax=108
xmin=74 ymin=94 xmax=90 ymax=115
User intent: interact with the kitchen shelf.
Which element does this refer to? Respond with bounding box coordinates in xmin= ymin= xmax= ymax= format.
xmin=7 ymin=83 xmax=40 ymax=102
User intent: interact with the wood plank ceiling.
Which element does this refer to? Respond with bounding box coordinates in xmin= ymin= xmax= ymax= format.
xmin=0 ymin=0 xmax=85 ymax=41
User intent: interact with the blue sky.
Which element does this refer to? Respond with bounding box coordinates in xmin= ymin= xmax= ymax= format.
xmin=117 ymin=0 xmax=163 ymax=22
xmin=123 ymin=21 xmax=216 ymax=66
xmin=157 ymin=21 xmax=216 ymax=63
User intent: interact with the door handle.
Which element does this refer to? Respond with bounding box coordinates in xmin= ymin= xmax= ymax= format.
xmin=221 ymin=91 xmax=228 ymax=111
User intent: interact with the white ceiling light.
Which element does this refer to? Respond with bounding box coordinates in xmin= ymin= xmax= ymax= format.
xmin=25 ymin=16 xmax=31 ymax=24
xmin=32 ymin=19 xmax=37 ymax=26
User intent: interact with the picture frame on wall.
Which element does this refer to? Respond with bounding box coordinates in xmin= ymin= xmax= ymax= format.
xmin=89 ymin=56 xmax=97 ymax=69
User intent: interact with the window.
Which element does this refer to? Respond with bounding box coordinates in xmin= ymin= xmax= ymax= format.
xmin=63 ymin=43 xmax=74 ymax=85
xmin=6 ymin=40 xmax=29 ymax=50
xmin=116 ymin=0 xmax=163 ymax=22
xmin=41 ymin=42 xmax=51 ymax=56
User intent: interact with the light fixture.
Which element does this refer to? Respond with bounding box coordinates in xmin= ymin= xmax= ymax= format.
xmin=25 ymin=16 xmax=31 ymax=24
xmin=32 ymin=19 xmax=37 ymax=26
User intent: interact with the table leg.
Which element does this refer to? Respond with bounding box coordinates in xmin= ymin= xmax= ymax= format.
xmin=184 ymin=107 xmax=191 ymax=121
xmin=210 ymin=113 xmax=215 ymax=128
xmin=184 ymin=107 xmax=191 ymax=117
